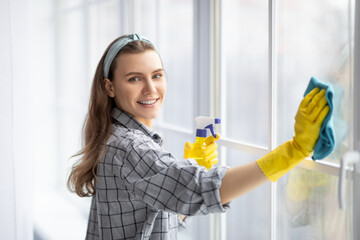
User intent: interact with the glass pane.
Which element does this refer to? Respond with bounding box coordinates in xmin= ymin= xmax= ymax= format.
xmin=59 ymin=11 xmax=88 ymax=181
xmin=222 ymin=0 xmax=269 ymax=147
xmin=276 ymin=167 xmax=353 ymax=239
xmin=160 ymin=129 xmax=191 ymax=161
xmin=136 ymin=0 xmax=158 ymax=41
xmin=225 ymin=148 xmax=270 ymax=239
xmin=87 ymin=4 xmax=100 ymax=85
xmin=59 ymin=0 xmax=83 ymax=9
xmin=158 ymin=0 xmax=194 ymax=129
xmin=178 ymin=215 xmax=210 ymax=240
xmin=276 ymin=0 xmax=355 ymax=163
xmin=88 ymin=2 xmax=121 ymax=85
xmin=98 ymin=1 xmax=121 ymax=46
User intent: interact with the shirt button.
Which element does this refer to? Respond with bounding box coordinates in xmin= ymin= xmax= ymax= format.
xmin=153 ymin=134 xmax=160 ymax=141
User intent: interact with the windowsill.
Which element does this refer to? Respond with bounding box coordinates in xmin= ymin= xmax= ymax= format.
xmin=33 ymin=190 xmax=90 ymax=240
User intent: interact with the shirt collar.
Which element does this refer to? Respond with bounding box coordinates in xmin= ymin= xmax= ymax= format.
xmin=111 ymin=108 xmax=163 ymax=145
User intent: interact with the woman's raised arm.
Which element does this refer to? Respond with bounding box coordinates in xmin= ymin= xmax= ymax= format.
xmin=219 ymin=162 xmax=267 ymax=204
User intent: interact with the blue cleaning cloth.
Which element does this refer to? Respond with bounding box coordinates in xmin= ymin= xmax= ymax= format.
xmin=304 ymin=77 xmax=335 ymax=160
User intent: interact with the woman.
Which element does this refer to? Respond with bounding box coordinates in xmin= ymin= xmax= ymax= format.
xmin=68 ymin=33 xmax=329 ymax=240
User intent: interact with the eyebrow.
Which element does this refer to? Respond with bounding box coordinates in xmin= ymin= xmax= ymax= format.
xmin=124 ymin=68 xmax=164 ymax=77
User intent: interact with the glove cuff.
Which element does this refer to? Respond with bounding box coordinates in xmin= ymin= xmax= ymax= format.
xmin=256 ymin=140 xmax=307 ymax=182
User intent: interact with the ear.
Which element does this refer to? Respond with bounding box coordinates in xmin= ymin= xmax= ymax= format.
xmin=104 ymin=78 xmax=115 ymax=97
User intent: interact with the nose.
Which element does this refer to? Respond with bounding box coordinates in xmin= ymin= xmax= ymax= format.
xmin=142 ymin=78 xmax=157 ymax=95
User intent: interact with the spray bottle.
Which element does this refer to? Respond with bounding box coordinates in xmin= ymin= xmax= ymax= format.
xmin=184 ymin=117 xmax=221 ymax=169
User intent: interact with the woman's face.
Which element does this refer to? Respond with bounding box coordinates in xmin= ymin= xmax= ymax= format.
xmin=104 ymin=50 xmax=166 ymax=128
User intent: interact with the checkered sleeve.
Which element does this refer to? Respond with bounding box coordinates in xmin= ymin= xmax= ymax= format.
xmin=111 ymin=130 xmax=229 ymax=217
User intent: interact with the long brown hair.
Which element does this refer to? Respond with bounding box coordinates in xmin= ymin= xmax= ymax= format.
xmin=67 ymin=35 xmax=158 ymax=197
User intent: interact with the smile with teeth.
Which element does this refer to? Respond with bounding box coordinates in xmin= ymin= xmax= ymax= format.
xmin=137 ymin=98 xmax=159 ymax=105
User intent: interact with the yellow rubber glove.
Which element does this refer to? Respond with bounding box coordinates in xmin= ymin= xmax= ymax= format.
xmin=256 ymin=88 xmax=330 ymax=182
xmin=184 ymin=134 xmax=221 ymax=170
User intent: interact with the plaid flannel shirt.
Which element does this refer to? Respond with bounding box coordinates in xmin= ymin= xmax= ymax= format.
xmin=86 ymin=108 xmax=229 ymax=240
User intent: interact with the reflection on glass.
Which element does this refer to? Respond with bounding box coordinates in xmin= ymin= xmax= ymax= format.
xmin=277 ymin=0 xmax=355 ymax=163
xmin=225 ymin=148 xmax=270 ymax=239
xmin=158 ymin=0 xmax=194 ymax=129
xmin=277 ymin=167 xmax=352 ymax=240
xmin=222 ymin=0 xmax=269 ymax=147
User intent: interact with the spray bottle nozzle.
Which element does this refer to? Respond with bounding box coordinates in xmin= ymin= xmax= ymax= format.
xmin=205 ymin=124 xmax=216 ymax=138
xmin=195 ymin=117 xmax=221 ymax=138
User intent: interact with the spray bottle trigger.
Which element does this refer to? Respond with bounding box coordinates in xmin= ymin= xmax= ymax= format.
xmin=205 ymin=124 xmax=216 ymax=138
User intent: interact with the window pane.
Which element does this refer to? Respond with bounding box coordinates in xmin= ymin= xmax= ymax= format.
xmin=276 ymin=0 xmax=355 ymax=239
xmin=276 ymin=167 xmax=353 ymax=239
xmin=158 ymin=0 xmax=194 ymax=129
xmin=225 ymin=148 xmax=270 ymax=239
xmin=160 ymin=130 xmax=190 ymax=161
xmin=136 ymin=0 xmax=158 ymax=40
xmin=222 ymin=0 xmax=269 ymax=147
xmin=59 ymin=10 xmax=88 ymax=180
xmin=98 ymin=1 xmax=121 ymax=45
xmin=59 ymin=0 xmax=83 ymax=9
xmin=276 ymin=0 xmax=355 ymax=163
xmin=87 ymin=2 xmax=121 ymax=84
xmin=178 ymin=215 xmax=210 ymax=240
xmin=87 ymin=4 xmax=100 ymax=84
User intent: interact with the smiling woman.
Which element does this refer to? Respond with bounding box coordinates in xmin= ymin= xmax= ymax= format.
xmin=103 ymin=50 xmax=166 ymax=128
xmin=67 ymin=33 xmax=231 ymax=239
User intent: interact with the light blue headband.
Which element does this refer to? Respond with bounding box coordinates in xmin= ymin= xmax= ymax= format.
xmin=103 ymin=33 xmax=156 ymax=78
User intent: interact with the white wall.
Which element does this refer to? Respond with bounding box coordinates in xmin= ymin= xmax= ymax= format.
xmin=0 ymin=0 xmax=33 ymax=239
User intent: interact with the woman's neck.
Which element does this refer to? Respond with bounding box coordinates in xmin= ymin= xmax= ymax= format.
xmin=134 ymin=116 xmax=153 ymax=129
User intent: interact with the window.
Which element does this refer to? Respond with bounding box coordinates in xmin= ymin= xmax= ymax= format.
xmin=32 ymin=0 xmax=359 ymax=239
xmin=276 ymin=0 xmax=355 ymax=238
xmin=220 ymin=0 xmax=358 ymax=239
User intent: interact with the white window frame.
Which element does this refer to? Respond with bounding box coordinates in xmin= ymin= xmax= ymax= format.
xmin=353 ymin=0 xmax=360 ymax=239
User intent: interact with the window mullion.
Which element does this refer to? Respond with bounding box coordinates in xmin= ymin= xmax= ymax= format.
xmin=353 ymin=0 xmax=360 ymax=238
xmin=269 ymin=0 xmax=277 ymax=240
xmin=194 ymin=0 xmax=215 ymax=240
xmin=219 ymin=138 xmax=268 ymax=156
xmin=211 ymin=0 xmax=223 ymax=240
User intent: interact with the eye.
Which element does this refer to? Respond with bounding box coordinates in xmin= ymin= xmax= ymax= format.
xmin=128 ymin=76 xmax=140 ymax=82
xmin=153 ymin=73 xmax=163 ymax=79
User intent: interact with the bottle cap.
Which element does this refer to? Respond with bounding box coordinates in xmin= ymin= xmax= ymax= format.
xmin=196 ymin=129 xmax=207 ymax=138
